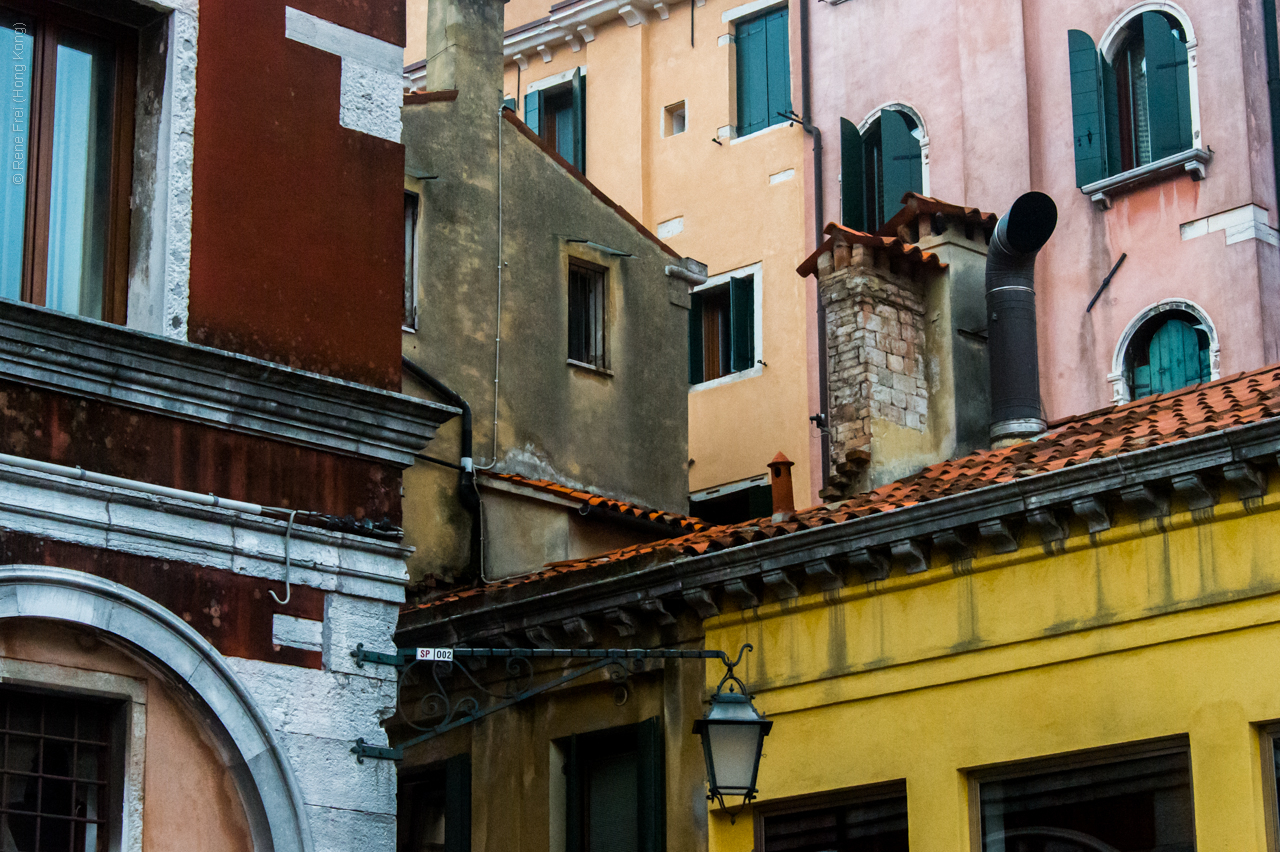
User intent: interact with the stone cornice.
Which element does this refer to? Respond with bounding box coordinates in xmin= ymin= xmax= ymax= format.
xmin=398 ymin=414 xmax=1280 ymax=644
xmin=0 ymin=301 xmax=458 ymax=467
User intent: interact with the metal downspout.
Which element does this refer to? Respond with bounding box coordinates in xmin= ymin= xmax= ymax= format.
xmin=1263 ymin=0 xmax=1280 ymax=225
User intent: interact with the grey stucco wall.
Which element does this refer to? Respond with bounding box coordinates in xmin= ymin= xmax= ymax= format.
xmin=400 ymin=8 xmax=690 ymax=583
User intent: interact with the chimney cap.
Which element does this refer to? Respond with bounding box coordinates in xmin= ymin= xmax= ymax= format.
xmin=768 ymin=452 xmax=794 ymax=471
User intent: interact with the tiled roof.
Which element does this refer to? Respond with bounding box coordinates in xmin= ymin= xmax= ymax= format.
xmin=796 ymin=223 xmax=947 ymax=278
xmin=877 ymin=192 xmax=998 ymax=239
xmin=407 ymin=365 xmax=1280 ymax=611
xmin=481 ymin=472 xmax=708 ymax=534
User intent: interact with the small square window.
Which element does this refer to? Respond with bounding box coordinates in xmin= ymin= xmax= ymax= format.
xmin=568 ymin=260 xmax=606 ymax=371
xmin=664 ymin=101 xmax=686 ymax=137
xmin=978 ymin=740 xmax=1195 ymax=852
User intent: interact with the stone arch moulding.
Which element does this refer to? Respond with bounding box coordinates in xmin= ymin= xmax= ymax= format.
xmin=1097 ymin=1 xmax=1203 ymax=150
xmin=1107 ymin=298 xmax=1220 ymax=405
xmin=856 ymin=101 xmax=931 ymax=197
xmin=0 ymin=565 xmax=314 ymax=852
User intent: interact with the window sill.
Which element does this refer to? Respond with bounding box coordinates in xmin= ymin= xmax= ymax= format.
xmin=1082 ymin=148 xmax=1213 ymax=210
xmin=402 ymin=324 xmax=416 ymax=334
xmin=730 ymin=122 xmax=792 ymax=146
xmin=568 ymin=358 xmax=613 ymax=377
xmin=690 ymin=363 xmax=763 ymax=392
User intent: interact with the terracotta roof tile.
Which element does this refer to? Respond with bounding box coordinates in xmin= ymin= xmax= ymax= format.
xmin=877 ymin=192 xmax=999 ymax=239
xmin=796 ymin=223 xmax=947 ymax=278
xmin=405 ymin=364 xmax=1280 ymax=612
xmin=480 ymin=471 xmax=708 ymax=534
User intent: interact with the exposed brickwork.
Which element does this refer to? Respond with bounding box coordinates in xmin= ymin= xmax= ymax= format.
xmin=820 ymin=244 xmax=929 ymax=492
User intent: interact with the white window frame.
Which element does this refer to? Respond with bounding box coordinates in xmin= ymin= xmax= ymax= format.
xmin=689 ymin=260 xmax=764 ymax=392
xmin=1108 ymin=297 xmax=1219 ymax=404
xmin=855 ymin=102 xmax=931 ymax=197
xmin=527 ymin=65 xmax=587 ymax=94
xmin=0 ymin=658 xmax=147 ymax=852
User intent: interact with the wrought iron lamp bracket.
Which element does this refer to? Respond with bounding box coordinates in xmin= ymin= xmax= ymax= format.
xmin=348 ymin=644 xmax=747 ymax=763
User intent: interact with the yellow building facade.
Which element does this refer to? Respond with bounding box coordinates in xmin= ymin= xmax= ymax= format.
xmin=406 ymin=0 xmax=821 ymax=512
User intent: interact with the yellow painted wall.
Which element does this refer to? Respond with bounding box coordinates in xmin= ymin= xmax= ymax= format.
xmin=474 ymin=0 xmax=815 ymax=506
xmin=704 ymin=494 xmax=1280 ymax=851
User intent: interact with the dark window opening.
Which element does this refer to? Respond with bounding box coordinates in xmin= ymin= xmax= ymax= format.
xmin=1124 ymin=309 xmax=1210 ymax=400
xmin=758 ymin=788 xmax=908 ymax=852
xmin=0 ymin=687 xmax=119 ymax=852
xmin=524 ymin=69 xmax=586 ymax=173
xmin=688 ymin=275 xmax=754 ymax=384
xmin=0 ymin=1 xmax=137 ymax=324
xmin=979 ymin=743 xmax=1195 ymax=852
xmin=568 ymin=260 xmax=606 ymax=370
xmin=734 ymin=7 xmax=790 ymax=137
xmin=840 ymin=109 xmax=923 ymax=234
xmin=404 ymin=191 xmax=418 ymax=329
xmin=397 ymin=754 xmax=470 ymax=852
xmin=690 ymin=483 xmax=772 ymax=525
xmin=563 ymin=718 xmax=664 ymax=852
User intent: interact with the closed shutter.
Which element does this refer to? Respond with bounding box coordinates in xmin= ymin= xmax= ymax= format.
xmin=1069 ymin=29 xmax=1107 ymax=187
xmin=729 ymin=275 xmax=754 ymax=373
xmin=566 ymin=735 xmax=583 ymax=852
xmin=880 ymin=109 xmax=922 ymax=226
xmin=764 ymin=9 xmax=791 ymax=129
xmin=1143 ymin=11 xmax=1192 ymax=161
xmin=637 ymin=717 xmax=666 ymax=852
xmin=1148 ymin=318 xmax=1204 ymax=394
xmin=444 ymin=753 xmax=471 ymax=852
xmin=840 ymin=117 xmax=866 ymax=232
xmin=525 ymin=90 xmax=541 ymax=135
xmin=572 ymin=68 xmax=587 ymax=173
xmin=736 ymin=16 xmax=768 ymax=135
xmin=1102 ymin=55 xmax=1122 ymax=176
xmin=688 ymin=291 xmax=704 ymax=383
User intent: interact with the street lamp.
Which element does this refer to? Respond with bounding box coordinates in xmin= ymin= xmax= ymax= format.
xmin=693 ymin=644 xmax=771 ymax=818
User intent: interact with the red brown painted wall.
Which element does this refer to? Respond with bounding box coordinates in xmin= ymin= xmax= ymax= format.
xmin=0 ymin=380 xmax=402 ymax=522
xmin=188 ymin=0 xmax=405 ymax=390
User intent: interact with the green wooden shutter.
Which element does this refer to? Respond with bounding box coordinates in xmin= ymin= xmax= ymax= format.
xmin=524 ymin=91 xmax=541 ymax=135
xmin=1143 ymin=11 xmax=1192 ymax=161
xmin=840 ymin=117 xmax=867 ymax=232
xmin=764 ymin=9 xmax=791 ymax=130
xmin=1069 ymin=29 xmax=1107 ymax=187
xmin=565 ymin=736 xmax=582 ymax=852
xmin=572 ymin=68 xmax=587 ymax=173
xmin=729 ymin=275 xmax=754 ymax=373
xmin=880 ymin=109 xmax=922 ymax=226
xmin=1102 ymin=55 xmax=1122 ymax=176
xmin=444 ymin=754 xmax=471 ymax=852
xmin=637 ymin=717 xmax=666 ymax=852
xmin=1148 ymin=318 xmax=1204 ymax=394
xmin=736 ymin=17 xmax=768 ymax=135
xmin=688 ymin=291 xmax=704 ymax=383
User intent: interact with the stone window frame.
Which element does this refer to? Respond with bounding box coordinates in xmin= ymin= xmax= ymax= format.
xmin=688 ymin=260 xmax=764 ymax=392
xmin=1108 ymin=297 xmax=1219 ymax=404
xmin=0 ymin=656 xmax=147 ymax=852
xmin=855 ymin=101 xmax=931 ymax=198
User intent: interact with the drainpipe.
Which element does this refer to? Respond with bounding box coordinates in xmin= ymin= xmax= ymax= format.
xmin=797 ymin=0 xmax=830 ymax=491
xmin=401 ymin=356 xmax=482 ymax=575
xmin=1263 ymin=0 xmax=1280 ymax=216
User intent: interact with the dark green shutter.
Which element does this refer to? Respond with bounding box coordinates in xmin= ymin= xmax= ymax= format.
xmin=444 ymin=754 xmax=471 ymax=852
xmin=1102 ymin=55 xmax=1122 ymax=176
xmin=764 ymin=9 xmax=791 ymax=129
xmin=736 ymin=16 xmax=768 ymax=135
xmin=637 ymin=717 xmax=666 ymax=852
xmin=688 ymin=291 xmax=704 ymax=384
xmin=1143 ymin=11 xmax=1192 ymax=161
xmin=524 ymin=91 xmax=541 ymax=135
xmin=502 ymin=97 xmax=516 ymax=111
xmin=729 ymin=275 xmax=754 ymax=373
xmin=1148 ymin=318 xmax=1204 ymax=394
xmin=565 ymin=736 xmax=582 ymax=852
xmin=880 ymin=109 xmax=922 ymax=226
xmin=1069 ymin=29 xmax=1107 ymax=187
xmin=572 ymin=68 xmax=586 ymax=173
xmin=840 ymin=117 xmax=866 ymax=232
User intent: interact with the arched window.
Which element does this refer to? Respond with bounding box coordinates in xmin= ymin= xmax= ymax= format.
xmin=1069 ymin=9 xmax=1194 ymax=187
xmin=840 ymin=107 xmax=924 ymax=233
xmin=1124 ymin=309 xmax=1210 ymax=399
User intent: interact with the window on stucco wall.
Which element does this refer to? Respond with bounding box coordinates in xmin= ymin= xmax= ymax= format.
xmin=840 ymin=109 xmax=924 ymax=233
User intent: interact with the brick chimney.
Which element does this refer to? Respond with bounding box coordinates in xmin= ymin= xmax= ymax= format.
xmin=800 ymin=195 xmax=995 ymax=501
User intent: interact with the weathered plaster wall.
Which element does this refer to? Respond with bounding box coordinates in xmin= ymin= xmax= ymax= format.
xmin=704 ymin=480 xmax=1280 ymax=852
xmin=805 ymin=0 xmax=1280 ymax=423
xmin=188 ymin=0 xmax=406 ymax=389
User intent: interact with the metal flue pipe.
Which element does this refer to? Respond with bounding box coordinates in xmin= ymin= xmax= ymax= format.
xmin=986 ymin=191 xmax=1057 ymax=443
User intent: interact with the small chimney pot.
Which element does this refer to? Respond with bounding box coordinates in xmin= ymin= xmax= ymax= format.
xmin=768 ymin=452 xmax=796 ymax=517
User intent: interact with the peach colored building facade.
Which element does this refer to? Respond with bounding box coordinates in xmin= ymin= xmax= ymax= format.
xmin=407 ymin=0 xmax=825 ymax=511
xmin=805 ymin=0 xmax=1280 ymax=422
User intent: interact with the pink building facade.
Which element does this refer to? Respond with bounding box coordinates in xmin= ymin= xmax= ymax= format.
xmin=804 ymin=0 xmax=1280 ymax=421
